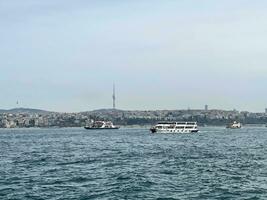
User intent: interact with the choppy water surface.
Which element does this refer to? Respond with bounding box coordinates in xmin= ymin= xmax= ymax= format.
xmin=0 ymin=127 xmax=267 ymax=199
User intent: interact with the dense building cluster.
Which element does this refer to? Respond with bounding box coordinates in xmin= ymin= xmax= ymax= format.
xmin=0 ymin=113 xmax=89 ymax=128
xmin=1 ymin=108 xmax=267 ymax=128
xmin=87 ymin=109 xmax=267 ymax=126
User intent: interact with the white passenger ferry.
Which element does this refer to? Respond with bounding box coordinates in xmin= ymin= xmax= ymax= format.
xmin=226 ymin=121 xmax=241 ymax=129
xmin=84 ymin=121 xmax=119 ymax=130
xmin=150 ymin=122 xmax=198 ymax=133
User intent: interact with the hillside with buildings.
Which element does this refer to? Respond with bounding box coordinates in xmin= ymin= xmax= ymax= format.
xmin=1 ymin=108 xmax=267 ymax=128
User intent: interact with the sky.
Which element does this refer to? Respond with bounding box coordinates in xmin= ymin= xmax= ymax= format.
xmin=1 ymin=0 xmax=267 ymax=112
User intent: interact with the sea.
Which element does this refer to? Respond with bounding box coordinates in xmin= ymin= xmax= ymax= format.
xmin=0 ymin=127 xmax=267 ymax=200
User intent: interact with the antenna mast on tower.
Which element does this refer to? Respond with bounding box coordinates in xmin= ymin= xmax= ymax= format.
xmin=112 ymin=83 xmax=116 ymax=110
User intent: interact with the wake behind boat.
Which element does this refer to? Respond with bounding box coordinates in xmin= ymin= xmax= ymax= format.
xmin=84 ymin=121 xmax=119 ymax=130
xmin=150 ymin=121 xmax=198 ymax=133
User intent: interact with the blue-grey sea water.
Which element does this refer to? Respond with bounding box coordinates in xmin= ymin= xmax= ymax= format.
xmin=0 ymin=127 xmax=267 ymax=200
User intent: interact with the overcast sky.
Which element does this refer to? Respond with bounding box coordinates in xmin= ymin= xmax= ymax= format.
xmin=1 ymin=0 xmax=267 ymax=112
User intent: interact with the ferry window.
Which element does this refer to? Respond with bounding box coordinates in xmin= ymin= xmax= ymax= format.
xmin=185 ymin=126 xmax=193 ymax=128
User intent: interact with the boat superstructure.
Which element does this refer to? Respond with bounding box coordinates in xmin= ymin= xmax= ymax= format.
xmin=150 ymin=122 xmax=198 ymax=133
xmin=226 ymin=121 xmax=241 ymax=129
xmin=84 ymin=121 xmax=119 ymax=130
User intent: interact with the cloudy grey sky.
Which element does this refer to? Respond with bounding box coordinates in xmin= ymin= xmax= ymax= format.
xmin=1 ymin=0 xmax=267 ymax=112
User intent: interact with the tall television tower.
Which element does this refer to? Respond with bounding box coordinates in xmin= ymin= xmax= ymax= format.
xmin=112 ymin=83 xmax=116 ymax=109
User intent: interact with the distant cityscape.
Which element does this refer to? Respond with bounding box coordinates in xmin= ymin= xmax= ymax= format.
xmin=1 ymin=106 xmax=267 ymax=128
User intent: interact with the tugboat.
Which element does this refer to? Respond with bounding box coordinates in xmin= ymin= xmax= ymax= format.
xmin=226 ymin=121 xmax=241 ymax=129
xmin=150 ymin=122 xmax=198 ymax=133
xmin=84 ymin=120 xmax=119 ymax=130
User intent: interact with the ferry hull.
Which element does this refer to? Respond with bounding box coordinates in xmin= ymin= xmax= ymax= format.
xmin=84 ymin=127 xmax=119 ymax=130
xmin=150 ymin=128 xmax=198 ymax=133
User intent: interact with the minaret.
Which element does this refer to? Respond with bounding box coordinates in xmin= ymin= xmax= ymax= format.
xmin=112 ymin=83 xmax=116 ymax=109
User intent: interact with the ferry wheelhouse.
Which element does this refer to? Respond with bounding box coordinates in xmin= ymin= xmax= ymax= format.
xmin=150 ymin=122 xmax=198 ymax=133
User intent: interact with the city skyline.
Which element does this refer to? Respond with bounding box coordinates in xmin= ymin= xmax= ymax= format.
xmin=1 ymin=104 xmax=267 ymax=114
xmin=1 ymin=1 xmax=267 ymax=112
